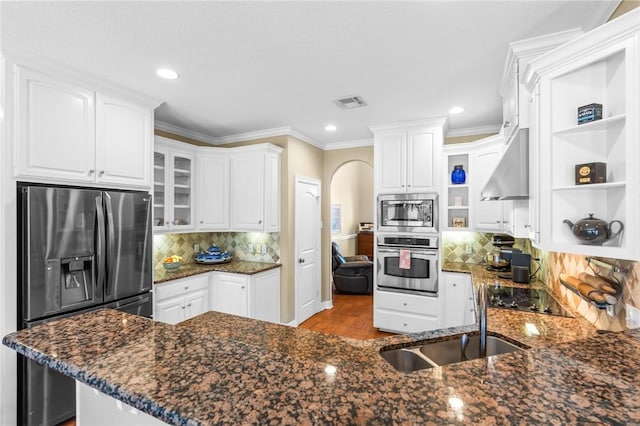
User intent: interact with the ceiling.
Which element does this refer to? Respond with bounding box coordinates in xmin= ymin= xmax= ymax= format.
xmin=1 ymin=1 xmax=619 ymax=148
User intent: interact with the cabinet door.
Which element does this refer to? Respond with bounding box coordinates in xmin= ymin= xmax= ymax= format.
xmin=171 ymin=151 xmax=195 ymax=231
xmin=527 ymin=86 xmax=541 ymax=244
xmin=230 ymin=152 xmax=264 ymax=231
xmin=406 ymin=129 xmax=435 ymax=192
xmin=16 ymin=66 xmax=95 ymax=182
xmin=153 ymin=148 xmax=169 ymax=230
xmin=472 ymin=143 xmax=505 ymax=231
xmin=263 ymin=152 xmax=280 ymax=232
xmin=211 ymin=274 xmax=249 ymax=317
xmin=197 ymin=154 xmax=230 ymax=230
xmin=96 ymin=94 xmax=151 ymax=188
xmin=443 ymin=273 xmax=474 ymax=328
xmin=502 ymin=65 xmax=519 ymax=141
xmin=184 ymin=289 xmax=209 ymax=320
xmin=155 ymin=295 xmax=184 ymax=325
xmin=376 ymin=131 xmax=406 ymax=193
xmin=249 ymin=269 xmax=280 ymax=323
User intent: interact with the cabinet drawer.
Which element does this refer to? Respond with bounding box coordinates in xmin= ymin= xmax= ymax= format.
xmin=375 ymin=291 xmax=440 ymax=315
xmin=155 ymin=274 xmax=209 ymax=301
xmin=374 ymin=309 xmax=441 ymax=333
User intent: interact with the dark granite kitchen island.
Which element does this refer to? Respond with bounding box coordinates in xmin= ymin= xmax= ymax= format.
xmin=4 ymin=301 xmax=640 ymax=425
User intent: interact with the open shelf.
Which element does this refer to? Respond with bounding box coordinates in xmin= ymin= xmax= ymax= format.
xmin=552 ymin=182 xmax=626 ymax=192
xmin=553 ymin=113 xmax=626 ymax=136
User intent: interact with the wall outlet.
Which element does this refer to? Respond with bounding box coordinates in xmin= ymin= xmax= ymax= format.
xmin=465 ymin=245 xmax=473 ymax=255
xmin=248 ymin=243 xmax=254 ymax=254
xmin=194 ymin=244 xmax=200 ymax=253
xmin=626 ymin=304 xmax=640 ymax=329
xmin=261 ymin=244 xmax=267 ymax=254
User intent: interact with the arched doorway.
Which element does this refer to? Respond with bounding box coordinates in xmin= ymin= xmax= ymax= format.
xmin=329 ymin=160 xmax=374 ymax=257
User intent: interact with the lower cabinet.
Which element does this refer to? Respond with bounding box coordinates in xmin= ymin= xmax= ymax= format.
xmin=154 ymin=275 xmax=210 ymax=325
xmin=211 ymin=268 xmax=281 ymax=323
xmin=442 ymin=272 xmax=476 ymax=328
xmin=374 ymin=290 xmax=442 ymax=333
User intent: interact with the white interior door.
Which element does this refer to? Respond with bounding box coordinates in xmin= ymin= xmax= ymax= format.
xmin=295 ymin=176 xmax=321 ymax=325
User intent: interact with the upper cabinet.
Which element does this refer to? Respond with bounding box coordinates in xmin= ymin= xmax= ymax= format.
xmin=498 ymin=28 xmax=584 ymax=144
xmin=14 ymin=65 xmax=154 ymax=189
xmin=154 ymin=137 xmax=195 ymax=232
xmin=372 ymin=119 xmax=446 ymax=195
xmin=154 ymin=138 xmax=282 ymax=234
xmin=524 ymin=10 xmax=640 ymax=260
xmin=230 ymin=145 xmax=281 ymax=232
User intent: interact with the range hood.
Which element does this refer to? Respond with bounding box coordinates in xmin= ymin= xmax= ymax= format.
xmin=481 ymin=129 xmax=529 ymax=200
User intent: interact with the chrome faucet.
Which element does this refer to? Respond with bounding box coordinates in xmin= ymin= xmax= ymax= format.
xmin=477 ymin=283 xmax=488 ymax=358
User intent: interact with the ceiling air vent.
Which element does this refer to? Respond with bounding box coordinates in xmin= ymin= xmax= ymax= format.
xmin=334 ymin=95 xmax=367 ymax=110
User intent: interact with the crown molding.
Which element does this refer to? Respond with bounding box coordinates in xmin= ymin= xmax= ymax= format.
xmin=154 ymin=120 xmax=219 ymax=145
xmin=446 ymin=124 xmax=501 ymax=138
xmin=324 ymin=138 xmax=373 ymax=151
xmin=286 ymin=128 xmax=325 ymax=150
xmin=369 ymin=116 xmax=449 ymax=133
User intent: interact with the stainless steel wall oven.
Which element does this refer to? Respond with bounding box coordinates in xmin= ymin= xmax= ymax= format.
xmin=376 ymin=234 xmax=439 ymax=294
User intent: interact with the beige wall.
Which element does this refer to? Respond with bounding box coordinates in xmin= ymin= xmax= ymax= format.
xmin=322 ymin=146 xmax=374 ymax=301
xmin=608 ymin=0 xmax=640 ymax=20
xmin=330 ymin=161 xmax=373 ymax=256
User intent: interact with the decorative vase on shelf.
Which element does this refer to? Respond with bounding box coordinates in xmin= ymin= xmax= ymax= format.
xmin=451 ymin=165 xmax=466 ymax=185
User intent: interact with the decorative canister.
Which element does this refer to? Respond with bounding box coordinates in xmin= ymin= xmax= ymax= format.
xmin=451 ymin=165 xmax=466 ymax=184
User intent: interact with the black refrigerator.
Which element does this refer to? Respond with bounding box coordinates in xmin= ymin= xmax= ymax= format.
xmin=17 ymin=183 xmax=153 ymax=426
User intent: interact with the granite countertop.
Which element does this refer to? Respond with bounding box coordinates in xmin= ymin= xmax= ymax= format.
xmin=7 ymin=264 xmax=638 ymax=424
xmin=154 ymin=260 xmax=281 ymax=284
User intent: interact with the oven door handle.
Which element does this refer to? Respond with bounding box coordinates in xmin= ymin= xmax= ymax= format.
xmin=377 ymin=247 xmax=439 ymax=257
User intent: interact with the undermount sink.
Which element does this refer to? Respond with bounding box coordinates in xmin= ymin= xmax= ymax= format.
xmin=381 ymin=334 xmax=525 ymax=373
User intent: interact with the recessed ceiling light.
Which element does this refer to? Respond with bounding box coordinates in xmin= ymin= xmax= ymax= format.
xmin=156 ymin=68 xmax=180 ymax=80
xmin=449 ymin=106 xmax=465 ymax=114
xmin=325 ymin=124 xmax=337 ymax=132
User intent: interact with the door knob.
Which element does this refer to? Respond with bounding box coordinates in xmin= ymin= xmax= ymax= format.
xmin=298 ymin=258 xmax=305 ymax=263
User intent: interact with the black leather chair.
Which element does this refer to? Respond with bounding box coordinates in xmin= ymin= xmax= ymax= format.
xmin=332 ymin=242 xmax=373 ymax=294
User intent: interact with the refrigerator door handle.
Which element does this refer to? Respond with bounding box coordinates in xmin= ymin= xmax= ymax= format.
xmin=104 ymin=192 xmax=116 ymax=295
xmin=95 ymin=195 xmax=106 ymax=293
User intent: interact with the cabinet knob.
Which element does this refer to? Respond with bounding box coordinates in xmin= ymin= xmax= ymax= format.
xmin=258 ymin=220 xmax=262 ymax=224
xmin=182 ymin=306 xmax=185 ymax=310
xmin=187 ymin=304 xmax=191 ymax=307
xmin=88 ymin=169 xmax=95 ymax=175
xmin=503 ymin=121 xmax=510 ymax=128
xmin=185 ymin=286 xmax=189 ymax=290
xmin=453 ymin=283 xmax=457 ymax=287
xmin=165 ymin=221 xmax=169 ymax=225
xmin=241 ymin=286 xmax=245 ymax=290
xmin=403 ymin=323 xmax=408 ymax=327
xmin=200 ymin=220 xmax=204 ymax=224
xmin=401 ymin=185 xmax=405 ymax=188
xmin=298 ymin=258 xmax=305 ymax=263
xmin=407 ymin=184 xmax=411 ymax=188
xmin=98 ymin=170 xmax=105 ymax=176
xmin=403 ymin=302 xmax=407 ymax=306
xmin=524 ymin=224 xmax=531 ymax=228
xmin=496 ymin=220 xmax=501 ymax=224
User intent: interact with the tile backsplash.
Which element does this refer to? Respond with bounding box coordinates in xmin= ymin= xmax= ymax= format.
xmin=443 ymin=232 xmax=640 ymax=331
xmin=153 ymin=232 xmax=280 ymax=275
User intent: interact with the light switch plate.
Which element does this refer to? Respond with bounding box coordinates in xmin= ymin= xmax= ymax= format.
xmin=626 ymin=304 xmax=640 ymax=329
xmin=248 ymin=244 xmax=254 ymax=254
xmin=261 ymin=244 xmax=267 ymax=254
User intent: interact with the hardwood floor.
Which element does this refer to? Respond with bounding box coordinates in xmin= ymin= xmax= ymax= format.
xmin=299 ymin=291 xmax=395 ymax=340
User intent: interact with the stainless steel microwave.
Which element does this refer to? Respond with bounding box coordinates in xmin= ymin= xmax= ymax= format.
xmin=377 ymin=193 xmax=438 ymax=233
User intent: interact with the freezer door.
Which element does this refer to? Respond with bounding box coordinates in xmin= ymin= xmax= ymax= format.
xmin=104 ymin=292 xmax=153 ymax=318
xmin=103 ymin=191 xmax=152 ymax=302
xmin=20 ymin=185 xmax=103 ymax=321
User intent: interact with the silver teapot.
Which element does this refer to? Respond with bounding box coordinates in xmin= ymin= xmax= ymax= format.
xmin=563 ymin=214 xmax=624 ymax=245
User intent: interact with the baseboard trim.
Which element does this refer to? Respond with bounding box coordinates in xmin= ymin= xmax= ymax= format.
xmin=321 ymin=300 xmax=333 ymax=310
xmin=284 ymin=319 xmax=298 ymax=327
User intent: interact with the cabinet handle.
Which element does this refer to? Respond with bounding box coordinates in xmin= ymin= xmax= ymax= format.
xmin=98 ymin=170 xmax=105 ymax=176
xmin=503 ymin=121 xmax=510 ymax=128
xmin=165 ymin=221 xmax=169 ymax=225
xmin=184 ymin=286 xmax=189 ymax=290
xmin=298 ymin=258 xmax=305 ymax=263
xmin=187 ymin=304 xmax=191 ymax=307
xmin=524 ymin=224 xmax=531 ymax=229
xmin=496 ymin=220 xmax=501 ymax=224
xmin=88 ymin=169 xmax=95 ymax=175
xmin=241 ymin=286 xmax=246 ymax=289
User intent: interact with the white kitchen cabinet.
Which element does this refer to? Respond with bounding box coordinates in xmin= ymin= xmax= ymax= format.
xmin=211 ymin=269 xmax=281 ymax=323
xmin=229 ymin=144 xmax=282 ymax=232
xmin=154 ymin=274 xmax=209 ymax=324
xmin=153 ymin=137 xmax=195 ymax=232
xmin=95 ymin=93 xmax=152 ymax=187
xmin=372 ymin=119 xmax=446 ymax=195
xmin=524 ymin=10 xmax=640 ymax=260
xmin=211 ymin=272 xmax=249 ymax=317
xmin=374 ymin=290 xmax=442 ymax=334
xmin=442 ymin=272 xmax=476 ymax=328
xmin=471 ymin=136 xmax=509 ymax=232
xmin=14 ymin=65 xmax=153 ymax=188
xmin=196 ymin=151 xmax=230 ymax=231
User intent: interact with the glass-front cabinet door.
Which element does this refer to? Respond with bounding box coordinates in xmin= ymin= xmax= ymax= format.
xmin=171 ymin=153 xmax=193 ymax=230
xmin=153 ymin=150 xmax=167 ymax=230
xmin=153 ymin=137 xmax=195 ymax=233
